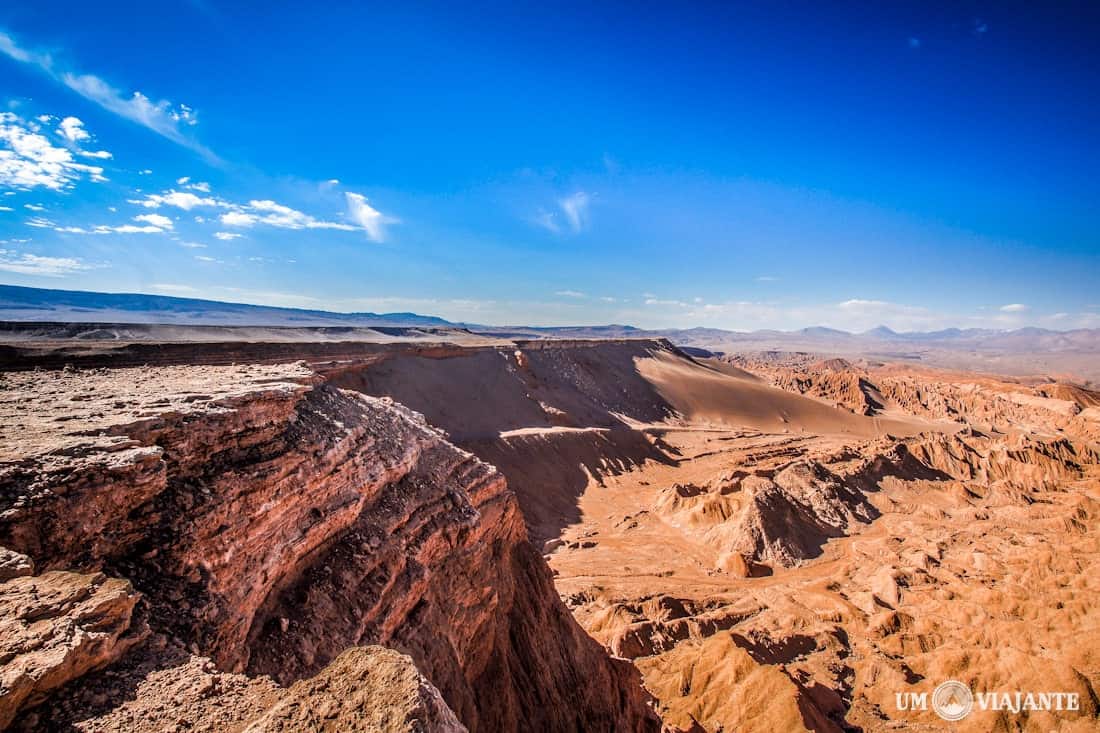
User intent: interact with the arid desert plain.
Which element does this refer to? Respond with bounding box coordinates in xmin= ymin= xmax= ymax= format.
xmin=1 ymin=329 xmax=1097 ymax=732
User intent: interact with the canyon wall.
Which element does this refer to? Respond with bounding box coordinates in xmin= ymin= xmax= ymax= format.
xmin=0 ymin=364 xmax=655 ymax=731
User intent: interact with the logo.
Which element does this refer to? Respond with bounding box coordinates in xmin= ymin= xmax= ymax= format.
xmin=932 ymin=680 xmax=974 ymax=721
xmin=896 ymin=681 xmax=1080 ymax=720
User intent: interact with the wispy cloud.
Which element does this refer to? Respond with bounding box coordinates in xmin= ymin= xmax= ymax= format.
xmin=645 ymin=297 xmax=689 ymax=307
xmin=219 ymin=199 xmax=357 ymax=232
xmin=999 ymin=303 xmax=1029 ymax=313
xmin=129 ymin=184 xmax=393 ymax=240
xmin=755 ymin=275 xmax=779 ymax=282
xmin=345 ymin=192 xmax=396 ymax=242
xmin=554 ymin=289 xmax=586 ymax=298
xmin=535 ymin=191 xmax=593 ymax=234
xmin=0 ymin=248 xmax=95 ymax=276
xmin=149 ymin=283 xmax=198 ymax=294
xmin=54 ymin=213 xmax=173 ymax=235
xmin=559 ymin=191 xmax=590 ymax=232
xmin=534 ymin=209 xmax=560 ymax=234
xmin=128 ymin=189 xmax=223 ymax=210
xmin=0 ymin=29 xmax=215 ymax=160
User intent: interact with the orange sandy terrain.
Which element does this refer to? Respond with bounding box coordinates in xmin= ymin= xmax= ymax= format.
xmin=0 ymin=337 xmax=1097 ymax=732
xmin=543 ymin=352 xmax=1100 ymax=732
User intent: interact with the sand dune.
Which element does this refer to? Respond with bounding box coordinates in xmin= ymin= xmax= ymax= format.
xmin=637 ymin=349 xmax=932 ymax=437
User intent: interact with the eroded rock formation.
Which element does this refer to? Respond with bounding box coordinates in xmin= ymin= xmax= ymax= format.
xmin=0 ymin=364 xmax=655 ymax=731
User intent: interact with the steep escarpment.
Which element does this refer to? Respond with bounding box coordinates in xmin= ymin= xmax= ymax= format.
xmin=324 ymin=339 xmax=682 ymax=441
xmin=327 ymin=339 xmax=925 ymax=547
xmin=0 ymin=364 xmax=655 ymax=731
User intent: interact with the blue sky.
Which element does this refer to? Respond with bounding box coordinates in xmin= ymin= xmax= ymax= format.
xmin=0 ymin=1 xmax=1097 ymax=331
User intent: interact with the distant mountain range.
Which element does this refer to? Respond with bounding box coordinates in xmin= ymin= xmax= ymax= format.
xmin=0 ymin=284 xmax=452 ymax=328
xmin=2 ymin=285 xmax=1099 ymax=367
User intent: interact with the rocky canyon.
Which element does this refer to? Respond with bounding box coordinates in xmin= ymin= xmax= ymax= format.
xmin=0 ymin=336 xmax=1097 ymax=732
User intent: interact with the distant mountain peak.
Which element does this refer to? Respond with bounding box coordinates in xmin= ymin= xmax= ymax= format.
xmin=799 ymin=326 xmax=852 ymax=337
xmin=863 ymin=325 xmax=899 ymax=338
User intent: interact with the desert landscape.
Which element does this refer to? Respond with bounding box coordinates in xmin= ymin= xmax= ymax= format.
xmin=2 ymin=3 xmax=1098 ymax=730
xmin=1 ymin=326 xmax=1097 ymax=731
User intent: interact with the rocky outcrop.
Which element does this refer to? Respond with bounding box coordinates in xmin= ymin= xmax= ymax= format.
xmin=769 ymin=367 xmax=885 ymax=415
xmin=0 ymin=365 xmax=656 ymax=731
xmin=651 ymin=460 xmax=880 ymax=568
xmin=244 ymin=647 xmax=467 ymax=733
xmin=15 ymin=639 xmax=465 ymax=732
xmin=0 ymin=564 xmax=146 ymax=729
xmin=649 ymin=430 xmax=1098 ymax=571
xmin=906 ymin=431 xmax=1099 ymax=490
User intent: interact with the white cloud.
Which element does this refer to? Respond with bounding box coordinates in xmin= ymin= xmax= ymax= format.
xmin=839 ymin=298 xmax=891 ymax=309
xmin=219 ymin=198 xmax=363 ymax=233
xmin=150 ymin=283 xmax=198 ymax=294
xmin=133 ymin=213 xmax=173 ymax=229
xmin=171 ymin=104 xmax=198 ymax=127
xmin=0 ymin=248 xmax=94 ymax=276
xmin=129 ymin=185 xmax=393 ymax=240
xmin=54 ymin=220 xmax=167 ymax=235
xmin=0 ymin=206 xmax=11 ymax=212
xmin=23 ymin=203 xmax=45 ymax=212
xmin=559 ymin=191 xmax=590 ymax=233
xmin=756 ymin=276 xmax=779 ymax=282
xmin=536 ymin=192 xmax=591 ymax=234
xmin=0 ymin=30 xmax=214 ymax=159
xmin=109 ymin=224 xmax=164 ymax=233
xmin=999 ymin=303 xmax=1029 ymax=313
xmin=129 ymin=190 xmax=223 ymax=210
xmin=219 ymin=211 xmax=258 ymax=227
xmin=345 ymin=192 xmax=395 ymax=242
xmin=178 ymin=241 xmax=206 ymax=249
xmin=25 ymin=216 xmax=54 ymax=228
xmin=0 ymin=112 xmax=107 ymax=189
xmin=252 ymin=198 xmax=349 ymax=229
xmin=57 ymin=116 xmax=89 ymax=143
xmin=213 ymin=231 xmax=241 ymax=241
xmin=555 ymin=290 xmax=586 ymax=298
